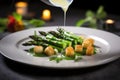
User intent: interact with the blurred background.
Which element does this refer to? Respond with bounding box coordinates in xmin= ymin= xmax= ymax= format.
xmin=0 ymin=0 xmax=120 ymax=33
xmin=0 ymin=0 xmax=120 ymax=15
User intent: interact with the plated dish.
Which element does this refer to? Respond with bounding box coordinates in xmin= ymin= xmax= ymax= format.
xmin=22 ymin=27 xmax=97 ymax=63
xmin=0 ymin=26 xmax=120 ymax=68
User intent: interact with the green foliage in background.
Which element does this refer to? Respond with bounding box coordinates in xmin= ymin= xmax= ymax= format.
xmin=28 ymin=19 xmax=45 ymax=27
xmin=0 ymin=18 xmax=8 ymax=33
xmin=76 ymin=6 xmax=107 ymax=28
xmin=0 ymin=13 xmax=45 ymax=33
xmin=13 ymin=12 xmax=22 ymax=21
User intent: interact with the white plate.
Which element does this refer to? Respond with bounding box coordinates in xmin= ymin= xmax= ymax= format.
xmin=0 ymin=26 xmax=120 ymax=68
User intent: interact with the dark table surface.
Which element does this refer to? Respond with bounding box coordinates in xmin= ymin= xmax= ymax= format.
xmin=0 ymin=4 xmax=120 ymax=80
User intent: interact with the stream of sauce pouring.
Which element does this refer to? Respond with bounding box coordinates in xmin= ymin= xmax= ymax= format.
xmin=49 ymin=0 xmax=73 ymax=26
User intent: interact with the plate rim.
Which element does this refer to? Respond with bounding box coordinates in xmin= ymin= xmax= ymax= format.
xmin=0 ymin=26 xmax=120 ymax=68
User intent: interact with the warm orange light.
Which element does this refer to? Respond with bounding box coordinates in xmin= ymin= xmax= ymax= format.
xmin=42 ymin=9 xmax=51 ymax=21
xmin=15 ymin=2 xmax=28 ymax=16
xmin=15 ymin=2 xmax=28 ymax=7
xmin=105 ymin=19 xmax=114 ymax=24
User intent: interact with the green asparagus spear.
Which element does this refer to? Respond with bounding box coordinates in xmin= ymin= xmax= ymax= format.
xmin=39 ymin=31 xmax=72 ymax=46
xmin=29 ymin=35 xmax=67 ymax=48
xmin=39 ymin=31 xmax=47 ymax=36
xmin=23 ymin=40 xmax=63 ymax=52
xmin=48 ymin=31 xmax=77 ymax=45
xmin=57 ymin=28 xmax=83 ymax=44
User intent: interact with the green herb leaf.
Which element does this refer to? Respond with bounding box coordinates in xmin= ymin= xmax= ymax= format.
xmin=0 ymin=18 xmax=8 ymax=33
xmin=74 ymin=56 xmax=82 ymax=62
xmin=29 ymin=19 xmax=45 ymax=27
xmin=89 ymin=18 xmax=97 ymax=28
xmin=49 ymin=55 xmax=63 ymax=63
xmin=86 ymin=10 xmax=95 ymax=18
xmin=76 ymin=19 xmax=86 ymax=27
xmin=0 ymin=18 xmax=8 ymax=26
xmin=64 ymin=56 xmax=75 ymax=60
xmin=0 ymin=27 xmax=6 ymax=33
xmin=96 ymin=6 xmax=107 ymax=19
xmin=76 ymin=5 xmax=107 ymax=29
xmin=13 ymin=12 xmax=22 ymax=21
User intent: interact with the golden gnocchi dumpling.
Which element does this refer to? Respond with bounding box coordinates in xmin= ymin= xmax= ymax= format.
xmin=87 ymin=38 xmax=94 ymax=45
xmin=34 ymin=46 xmax=44 ymax=54
xmin=65 ymin=46 xmax=75 ymax=57
xmin=44 ymin=46 xmax=55 ymax=56
xmin=75 ymin=45 xmax=83 ymax=53
xmin=86 ymin=46 xmax=94 ymax=56
xmin=82 ymin=38 xmax=94 ymax=48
